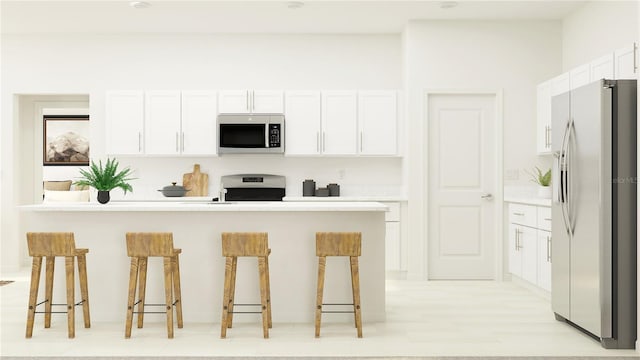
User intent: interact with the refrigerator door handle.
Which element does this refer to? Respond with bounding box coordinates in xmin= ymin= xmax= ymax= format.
xmin=564 ymin=118 xmax=575 ymax=236
xmin=559 ymin=118 xmax=573 ymax=236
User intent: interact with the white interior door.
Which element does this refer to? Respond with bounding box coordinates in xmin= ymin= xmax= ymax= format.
xmin=427 ymin=93 xmax=496 ymax=279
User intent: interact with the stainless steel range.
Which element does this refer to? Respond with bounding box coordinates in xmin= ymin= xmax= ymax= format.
xmin=218 ymin=174 xmax=285 ymax=202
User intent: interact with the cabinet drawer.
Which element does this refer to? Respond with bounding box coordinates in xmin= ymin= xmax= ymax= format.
xmin=384 ymin=202 xmax=400 ymax=222
xmin=537 ymin=206 xmax=551 ymax=231
xmin=509 ymin=203 xmax=536 ymax=227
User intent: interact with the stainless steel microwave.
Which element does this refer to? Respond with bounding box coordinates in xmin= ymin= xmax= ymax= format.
xmin=217 ymin=114 xmax=284 ymax=154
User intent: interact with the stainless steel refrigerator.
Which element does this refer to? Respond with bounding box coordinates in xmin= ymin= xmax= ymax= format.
xmin=551 ymin=79 xmax=637 ymax=349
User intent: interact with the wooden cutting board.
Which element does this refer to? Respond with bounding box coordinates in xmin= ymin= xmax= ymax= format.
xmin=182 ymin=164 xmax=209 ymax=197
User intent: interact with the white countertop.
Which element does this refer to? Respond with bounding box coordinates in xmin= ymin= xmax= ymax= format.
xmin=504 ymin=196 xmax=552 ymax=207
xmin=19 ymin=201 xmax=388 ymax=212
xmin=283 ymin=196 xmax=407 ymax=202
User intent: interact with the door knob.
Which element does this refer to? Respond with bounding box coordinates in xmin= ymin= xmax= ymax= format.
xmin=481 ymin=193 xmax=493 ymax=200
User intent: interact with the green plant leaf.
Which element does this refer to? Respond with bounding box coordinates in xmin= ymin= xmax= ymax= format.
xmin=73 ymin=158 xmax=136 ymax=193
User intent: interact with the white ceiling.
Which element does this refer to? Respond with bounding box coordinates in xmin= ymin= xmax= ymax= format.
xmin=1 ymin=0 xmax=588 ymax=34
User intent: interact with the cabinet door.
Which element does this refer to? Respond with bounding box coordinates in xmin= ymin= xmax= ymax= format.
xmin=537 ymin=230 xmax=552 ymax=291
xmin=536 ymin=81 xmax=552 ymax=154
xmin=145 ymin=91 xmax=181 ymax=155
xmin=105 ymin=90 xmax=144 ymax=155
xmin=569 ymin=64 xmax=590 ymax=90
xmin=385 ymin=221 xmax=400 ymax=271
xmin=520 ymin=226 xmax=538 ymax=285
xmin=614 ymin=44 xmax=637 ymax=80
xmin=284 ymin=91 xmax=321 ymax=155
xmin=508 ymin=224 xmax=522 ymax=277
xmin=551 ymin=73 xmax=571 ymax=96
xmin=219 ymin=90 xmax=250 ymax=114
xmin=181 ymin=91 xmax=218 ymax=155
xmin=321 ymin=91 xmax=357 ymax=155
xmin=358 ymin=91 xmax=397 ymax=155
xmin=590 ymin=53 xmax=615 ymax=81
xmin=252 ymin=90 xmax=284 ymax=113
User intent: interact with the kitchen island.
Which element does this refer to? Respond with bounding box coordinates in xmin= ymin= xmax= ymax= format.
xmin=19 ymin=201 xmax=387 ymax=324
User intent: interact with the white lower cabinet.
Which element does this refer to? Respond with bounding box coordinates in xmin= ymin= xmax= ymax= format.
xmin=508 ymin=203 xmax=552 ymax=291
xmin=383 ymin=202 xmax=402 ymax=272
xmin=537 ymin=230 xmax=552 ymax=291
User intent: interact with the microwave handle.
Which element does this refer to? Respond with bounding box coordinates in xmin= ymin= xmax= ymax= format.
xmin=265 ymin=124 xmax=269 ymax=148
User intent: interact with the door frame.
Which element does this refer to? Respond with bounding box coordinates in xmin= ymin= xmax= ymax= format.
xmin=423 ymin=89 xmax=504 ymax=281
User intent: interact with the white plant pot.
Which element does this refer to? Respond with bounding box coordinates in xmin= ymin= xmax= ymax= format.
xmin=537 ymin=186 xmax=552 ymax=199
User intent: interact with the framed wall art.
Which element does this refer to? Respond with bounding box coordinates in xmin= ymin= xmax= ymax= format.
xmin=43 ymin=115 xmax=90 ymax=166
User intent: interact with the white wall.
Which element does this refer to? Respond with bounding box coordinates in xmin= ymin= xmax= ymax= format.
xmin=1 ymin=33 xmax=403 ymax=271
xmin=562 ymin=1 xmax=638 ymax=70
xmin=403 ymin=20 xmax=562 ymax=279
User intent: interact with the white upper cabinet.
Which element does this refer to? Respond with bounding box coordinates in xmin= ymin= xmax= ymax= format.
xmin=144 ymin=91 xmax=182 ymax=155
xmin=614 ymin=43 xmax=638 ymax=80
xmin=357 ymin=91 xmax=397 ymax=156
xmin=551 ymin=72 xmax=571 ymax=96
xmin=284 ymin=91 xmax=321 ymax=156
xmin=569 ymin=64 xmax=590 ymax=90
xmin=321 ymin=91 xmax=358 ymax=155
xmin=106 ymin=90 xmax=144 ymax=155
xmin=181 ymin=91 xmax=218 ymax=155
xmin=590 ymin=53 xmax=615 ymax=81
xmin=536 ymin=80 xmax=552 ymax=155
xmin=218 ymin=90 xmax=283 ymax=114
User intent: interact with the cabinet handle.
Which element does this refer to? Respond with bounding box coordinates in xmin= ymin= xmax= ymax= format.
xmin=176 ymin=132 xmax=179 ymax=152
xmin=360 ymin=131 xmax=363 ymax=152
xmin=512 ymin=212 xmax=525 ymax=216
xmin=181 ymin=132 xmax=185 ymax=152
xmin=246 ymin=90 xmax=249 ymax=111
xmin=138 ymin=132 xmax=142 ymax=152
xmin=514 ymin=228 xmax=519 ymax=251
xmin=322 ymin=132 xmax=326 ymax=152
xmin=544 ymin=126 xmax=548 ymax=148
xmin=316 ymin=132 xmax=320 ymax=153
xmin=547 ymin=235 xmax=552 ymax=263
xmin=251 ymin=90 xmax=255 ymax=112
xmin=544 ymin=218 xmax=551 ymax=221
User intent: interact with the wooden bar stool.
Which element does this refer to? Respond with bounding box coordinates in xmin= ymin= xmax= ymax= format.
xmin=220 ymin=232 xmax=272 ymax=339
xmin=25 ymin=232 xmax=90 ymax=339
xmin=125 ymin=232 xmax=183 ymax=339
xmin=315 ymin=232 xmax=362 ymax=338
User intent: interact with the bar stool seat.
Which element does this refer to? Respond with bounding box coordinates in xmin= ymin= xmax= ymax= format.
xmin=25 ymin=232 xmax=90 ymax=339
xmin=315 ymin=232 xmax=362 ymax=338
xmin=125 ymin=232 xmax=183 ymax=339
xmin=220 ymin=232 xmax=272 ymax=339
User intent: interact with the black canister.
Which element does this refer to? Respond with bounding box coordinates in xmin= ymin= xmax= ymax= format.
xmin=303 ymin=179 xmax=316 ymax=196
xmin=327 ymin=183 xmax=340 ymax=196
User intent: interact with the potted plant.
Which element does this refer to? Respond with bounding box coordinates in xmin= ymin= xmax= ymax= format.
xmin=74 ymin=158 xmax=135 ymax=204
xmin=527 ymin=166 xmax=552 ymax=198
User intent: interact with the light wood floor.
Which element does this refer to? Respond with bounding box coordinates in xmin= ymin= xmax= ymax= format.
xmin=1 ymin=270 xmax=638 ymax=358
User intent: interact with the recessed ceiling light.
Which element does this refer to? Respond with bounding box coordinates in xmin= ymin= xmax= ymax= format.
xmin=286 ymin=1 xmax=304 ymax=10
xmin=439 ymin=1 xmax=458 ymax=9
xmin=129 ymin=1 xmax=151 ymax=9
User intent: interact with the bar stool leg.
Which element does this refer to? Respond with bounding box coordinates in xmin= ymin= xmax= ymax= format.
xmin=77 ymin=254 xmax=91 ymax=328
xmin=258 ymin=256 xmax=269 ymax=339
xmin=350 ymin=256 xmax=362 ymax=338
xmin=125 ymin=257 xmax=139 ymax=338
xmin=172 ymin=254 xmax=183 ymax=329
xmin=314 ymin=256 xmax=326 ymax=338
xmin=65 ymin=256 xmax=75 ymax=339
xmin=162 ymin=257 xmax=174 ymax=339
xmin=220 ymin=256 xmax=233 ymax=338
xmin=136 ymin=257 xmax=148 ymax=329
xmin=26 ymin=256 xmax=43 ymax=338
xmin=227 ymin=256 xmax=237 ymax=328
xmin=265 ymin=255 xmax=272 ymax=328
xmin=44 ymin=256 xmax=55 ymax=328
